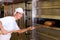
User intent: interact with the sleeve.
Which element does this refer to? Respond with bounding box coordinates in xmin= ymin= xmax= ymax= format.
xmin=14 ymin=22 xmax=20 ymax=30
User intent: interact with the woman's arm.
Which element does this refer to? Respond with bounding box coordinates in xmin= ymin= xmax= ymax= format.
xmin=0 ymin=21 xmax=8 ymax=35
xmin=10 ymin=27 xmax=35 ymax=34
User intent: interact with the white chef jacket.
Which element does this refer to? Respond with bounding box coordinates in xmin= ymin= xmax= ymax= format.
xmin=0 ymin=16 xmax=20 ymax=40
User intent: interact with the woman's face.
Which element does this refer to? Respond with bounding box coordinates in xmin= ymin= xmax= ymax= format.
xmin=15 ymin=12 xmax=23 ymax=19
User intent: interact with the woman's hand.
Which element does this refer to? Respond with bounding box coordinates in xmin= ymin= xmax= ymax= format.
xmin=27 ymin=26 xmax=35 ymax=30
xmin=1 ymin=28 xmax=8 ymax=35
xmin=0 ymin=21 xmax=8 ymax=35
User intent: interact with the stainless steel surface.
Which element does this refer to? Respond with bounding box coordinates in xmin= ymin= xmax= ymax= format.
xmin=31 ymin=0 xmax=38 ymax=40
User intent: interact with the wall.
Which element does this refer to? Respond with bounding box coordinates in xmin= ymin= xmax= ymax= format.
xmin=4 ymin=3 xmax=24 ymax=16
xmin=36 ymin=0 xmax=60 ymax=20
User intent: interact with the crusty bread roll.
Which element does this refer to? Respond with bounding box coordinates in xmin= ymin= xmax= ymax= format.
xmin=44 ymin=21 xmax=55 ymax=27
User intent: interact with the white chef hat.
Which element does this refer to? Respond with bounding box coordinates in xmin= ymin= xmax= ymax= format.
xmin=14 ymin=7 xmax=24 ymax=15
